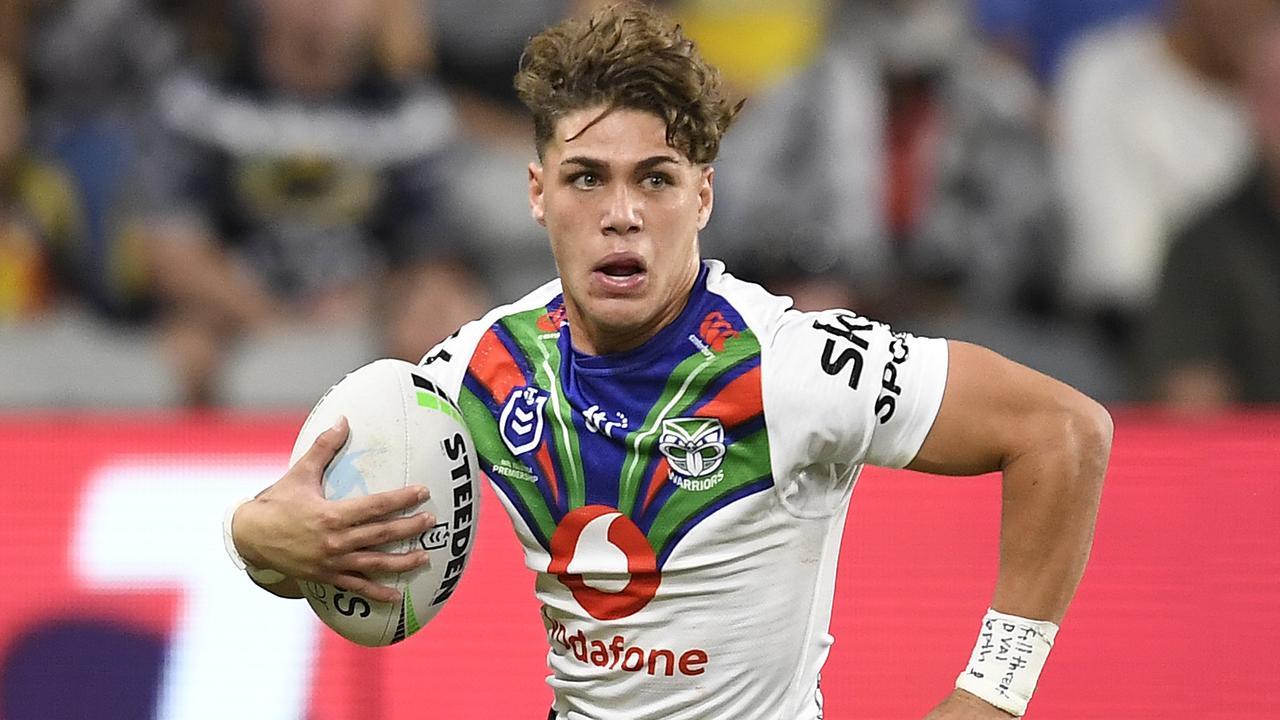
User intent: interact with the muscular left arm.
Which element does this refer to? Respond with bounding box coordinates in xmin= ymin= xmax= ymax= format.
xmin=909 ymin=341 xmax=1112 ymax=716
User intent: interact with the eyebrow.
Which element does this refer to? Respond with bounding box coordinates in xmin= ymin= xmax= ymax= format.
xmin=559 ymin=155 xmax=683 ymax=171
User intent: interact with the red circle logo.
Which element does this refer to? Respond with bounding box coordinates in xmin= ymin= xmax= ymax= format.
xmin=547 ymin=505 xmax=660 ymax=620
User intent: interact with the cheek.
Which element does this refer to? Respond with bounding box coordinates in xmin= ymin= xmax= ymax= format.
xmin=648 ymin=191 xmax=697 ymax=229
xmin=547 ymin=218 xmax=590 ymax=263
xmin=547 ymin=229 xmax=589 ymax=278
xmin=545 ymin=192 xmax=598 ymax=231
xmin=675 ymin=196 xmax=707 ymax=237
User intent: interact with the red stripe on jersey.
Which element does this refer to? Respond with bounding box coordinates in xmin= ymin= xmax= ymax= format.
xmin=693 ymin=365 xmax=763 ymax=428
xmin=639 ymin=456 xmax=671 ymax=516
xmin=534 ymin=443 xmax=560 ymax=505
xmin=468 ymin=329 xmax=527 ymax=406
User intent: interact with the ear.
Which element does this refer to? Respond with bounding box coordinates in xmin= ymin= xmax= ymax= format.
xmin=695 ymin=165 xmax=714 ymax=231
xmin=529 ymin=162 xmax=547 ymax=227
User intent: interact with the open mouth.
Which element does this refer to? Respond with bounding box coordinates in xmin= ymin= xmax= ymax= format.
xmin=596 ymin=257 xmax=644 ymax=278
xmin=592 ymin=254 xmax=647 ymax=292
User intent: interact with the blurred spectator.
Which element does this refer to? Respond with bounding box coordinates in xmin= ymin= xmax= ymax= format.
xmin=19 ymin=0 xmax=186 ymax=319
xmin=707 ymin=0 xmax=1059 ymax=321
xmin=1141 ymin=17 xmax=1280 ymax=410
xmin=375 ymin=0 xmax=433 ymax=80
xmin=975 ymin=0 xmax=1161 ymax=83
xmin=22 ymin=0 xmax=179 ymax=136
xmin=1054 ymin=0 xmax=1274 ymax=346
xmin=0 ymin=61 xmax=93 ymax=322
xmin=135 ymin=0 xmax=486 ymax=405
xmin=429 ymin=0 xmax=568 ymax=112
xmin=419 ymin=0 xmax=593 ymax=301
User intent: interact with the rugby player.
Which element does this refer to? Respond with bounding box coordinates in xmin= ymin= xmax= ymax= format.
xmin=225 ymin=5 xmax=1111 ymax=718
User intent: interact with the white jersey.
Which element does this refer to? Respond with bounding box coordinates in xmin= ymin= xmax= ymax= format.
xmin=420 ymin=260 xmax=948 ymax=719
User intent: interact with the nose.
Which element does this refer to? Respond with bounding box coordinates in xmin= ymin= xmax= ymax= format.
xmin=601 ymin=184 xmax=642 ymax=236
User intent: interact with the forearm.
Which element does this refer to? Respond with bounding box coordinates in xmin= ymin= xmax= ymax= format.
xmin=991 ymin=403 xmax=1111 ymax=623
xmin=905 ymin=342 xmax=1113 ymax=717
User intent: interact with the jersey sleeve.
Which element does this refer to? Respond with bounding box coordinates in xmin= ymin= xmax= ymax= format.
xmin=416 ymin=279 xmax=564 ymax=400
xmin=416 ymin=320 xmax=485 ymax=402
xmin=761 ymin=308 xmax=949 ymax=512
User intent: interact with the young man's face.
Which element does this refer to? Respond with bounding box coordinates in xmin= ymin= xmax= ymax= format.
xmin=529 ymin=107 xmax=713 ymax=355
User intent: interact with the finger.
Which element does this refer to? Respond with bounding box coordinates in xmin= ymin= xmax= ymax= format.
xmin=297 ymin=416 xmax=349 ymax=476
xmin=336 ymin=513 xmax=435 ymax=552
xmin=334 ymin=484 xmax=428 ymax=525
xmin=324 ymin=572 xmax=402 ymax=604
xmin=336 ymin=550 xmax=430 ymax=575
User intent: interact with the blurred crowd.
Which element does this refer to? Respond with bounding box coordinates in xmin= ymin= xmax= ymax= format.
xmin=1 ymin=0 xmax=1277 ymax=410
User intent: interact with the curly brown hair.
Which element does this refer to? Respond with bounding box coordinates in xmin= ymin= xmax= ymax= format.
xmin=513 ymin=3 xmax=742 ymax=164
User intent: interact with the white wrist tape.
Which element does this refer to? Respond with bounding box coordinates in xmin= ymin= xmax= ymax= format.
xmin=222 ymin=497 xmax=286 ymax=585
xmin=954 ymin=608 xmax=1059 ymax=717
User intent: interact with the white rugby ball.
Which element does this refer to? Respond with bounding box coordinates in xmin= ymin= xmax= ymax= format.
xmin=289 ymin=358 xmax=480 ymax=647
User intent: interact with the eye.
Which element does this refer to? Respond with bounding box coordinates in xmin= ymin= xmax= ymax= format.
xmin=643 ymin=173 xmax=671 ymax=189
xmin=570 ymin=172 xmax=600 ymax=189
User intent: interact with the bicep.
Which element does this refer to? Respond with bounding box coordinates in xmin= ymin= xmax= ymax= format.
xmin=906 ymin=341 xmax=1098 ymax=477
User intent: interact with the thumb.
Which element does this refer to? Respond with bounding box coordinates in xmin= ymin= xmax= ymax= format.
xmin=297 ymin=415 xmax=349 ymax=478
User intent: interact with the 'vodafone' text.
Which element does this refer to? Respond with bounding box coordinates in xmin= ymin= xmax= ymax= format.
xmin=545 ymin=614 xmax=709 ymax=677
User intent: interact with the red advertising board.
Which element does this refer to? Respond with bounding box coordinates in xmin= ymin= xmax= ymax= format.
xmin=1 ymin=411 xmax=1277 ymax=719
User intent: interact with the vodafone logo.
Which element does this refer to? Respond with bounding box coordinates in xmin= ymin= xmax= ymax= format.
xmin=547 ymin=505 xmax=660 ymax=620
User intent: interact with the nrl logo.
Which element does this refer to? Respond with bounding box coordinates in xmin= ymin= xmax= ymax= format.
xmin=658 ymin=417 xmax=726 ymax=492
xmin=500 ymin=386 xmax=549 ymax=456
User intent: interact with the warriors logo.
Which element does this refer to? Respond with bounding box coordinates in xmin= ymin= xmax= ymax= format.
xmin=657 ymin=418 xmax=726 ymax=492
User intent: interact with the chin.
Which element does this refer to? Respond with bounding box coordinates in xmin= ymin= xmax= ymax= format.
xmin=588 ymin=304 xmax=650 ymax=332
xmin=581 ymin=297 xmax=659 ymax=336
